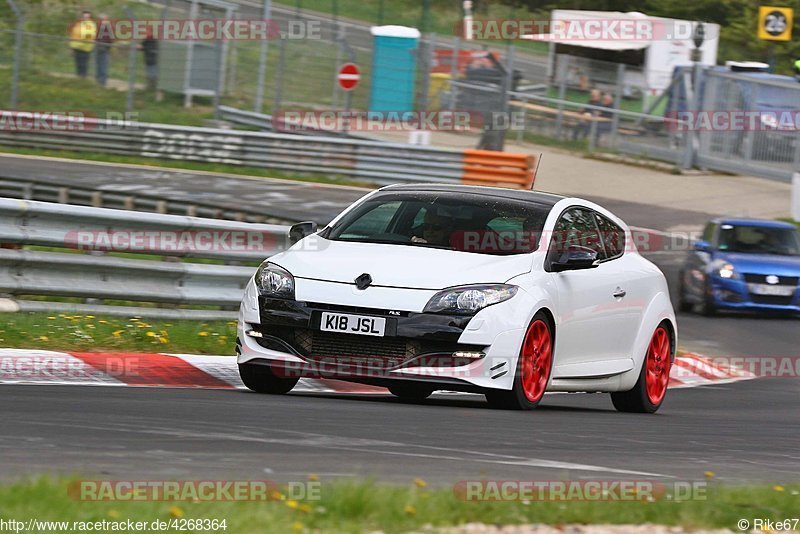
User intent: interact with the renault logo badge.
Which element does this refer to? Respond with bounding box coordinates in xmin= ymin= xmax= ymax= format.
xmin=355 ymin=273 xmax=372 ymax=290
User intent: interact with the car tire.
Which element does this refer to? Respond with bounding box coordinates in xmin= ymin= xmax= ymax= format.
xmin=677 ymin=274 xmax=693 ymax=313
xmin=238 ymin=362 xmax=299 ymax=394
xmin=388 ymin=384 xmax=434 ymax=401
xmin=485 ymin=311 xmax=554 ymax=410
xmin=611 ymin=323 xmax=672 ymax=414
xmin=698 ymin=279 xmax=717 ymax=317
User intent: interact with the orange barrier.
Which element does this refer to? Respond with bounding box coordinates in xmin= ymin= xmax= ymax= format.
xmin=462 ymin=150 xmax=540 ymax=190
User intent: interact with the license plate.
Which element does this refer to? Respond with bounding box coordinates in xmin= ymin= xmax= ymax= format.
xmin=748 ymin=283 xmax=795 ymax=297
xmin=319 ymin=312 xmax=386 ymax=337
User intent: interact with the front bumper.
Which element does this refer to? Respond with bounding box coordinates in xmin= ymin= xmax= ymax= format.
xmin=709 ymin=275 xmax=800 ymax=313
xmin=236 ymin=281 xmax=525 ymax=392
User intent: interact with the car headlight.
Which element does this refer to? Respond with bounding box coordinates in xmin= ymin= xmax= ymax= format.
xmin=423 ymin=284 xmax=518 ymax=315
xmin=255 ymin=262 xmax=295 ymax=299
xmin=711 ymin=260 xmax=737 ymax=280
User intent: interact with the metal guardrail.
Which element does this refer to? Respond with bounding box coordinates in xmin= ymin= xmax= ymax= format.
xmin=0 ymin=112 xmax=465 ymax=185
xmin=0 ymin=176 xmax=287 ymax=223
xmin=218 ymin=106 xmax=374 ymax=140
xmin=0 ymin=198 xmax=290 ymax=319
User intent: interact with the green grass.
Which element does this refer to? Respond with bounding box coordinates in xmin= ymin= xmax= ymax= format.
xmin=0 ymin=313 xmax=236 ymax=354
xmin=0 ymin=477 xmax=798 ymax=533
xmin=0 ymin=68 xmax=214 ymax=126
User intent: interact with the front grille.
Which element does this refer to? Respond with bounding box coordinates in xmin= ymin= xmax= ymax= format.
xmin=750 ymin=294 xmax=796 ymax=306
xmin=743 ymin=274 xmax=799 ymax=286
xmin=310 ymin=330 xmax=413 ymax=368
xmin=256 ymin=325 xmax=481 ymax=370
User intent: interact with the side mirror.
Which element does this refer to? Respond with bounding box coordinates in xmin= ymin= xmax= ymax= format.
xmin=693 ymin=240 xmax=711 ymax=252
xmin=288 ymin=221 xmax=318 ymax=245
xmin=551 ymin=245 xmax=599 ymax=273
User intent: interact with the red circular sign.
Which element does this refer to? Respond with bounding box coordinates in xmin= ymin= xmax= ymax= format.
xmin=337 ymin=63 xmax=361 ymax=91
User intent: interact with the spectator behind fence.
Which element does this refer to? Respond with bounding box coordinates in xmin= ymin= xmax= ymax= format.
xmin=139 ymin=28 xmax=160 ymax=99
xmin=572 ymin=88 xmax=602 ymax=141
xmin=69 ymin=11 xmax=96 ymax=78
xmin=597 ymin=93 xmax=615 ymax=137
xmin=95 ymin=14 xmax=113 ymax=86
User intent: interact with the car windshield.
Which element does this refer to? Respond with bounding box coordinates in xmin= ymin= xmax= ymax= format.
xmin=718 ymin=224 xmax=800 ymax=256
xmin=326 ymin=192 xmax=552 ymax=255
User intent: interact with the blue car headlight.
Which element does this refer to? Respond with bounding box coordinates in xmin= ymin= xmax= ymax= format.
xmin=711 ymin=260 xmax=738 ymax=280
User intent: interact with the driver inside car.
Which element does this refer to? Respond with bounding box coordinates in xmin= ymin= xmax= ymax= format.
xmin=412 ymin=209 xmax=454 ymax=247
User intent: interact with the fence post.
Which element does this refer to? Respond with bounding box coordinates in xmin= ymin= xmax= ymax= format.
xmin=555 ymin=55 xmax=569 ymax=140
xmin=213 ymin=39 xmax=225 ymax=119
xmin=682 ymin=64 xmax=702 ymax=170
xmin=448 ymin=36 xmax=460 ymax=111
xmin=273 ymin=37 xmax=287 ymax=114
xmin=124 ymin=7 xmax=137 ymax=114
xmin=331 ymin=24 xmax=346 ymax=109
xmin=253 ymin=0 xmax=272 ymax=112
xmin=418 ymin=33 xmax=436 ymax=111
xmin=341 ymin=38 xmax=356 ymax=121
xmin=742 ymin=81 xmax=758 ymax=167
xmin=793 ymin=128 xmax=800 ymax=172
xmin=6 ymin=0 xmax=23 ymax=110
xmin=610 ymin=62 xmax=625 ymax=148
xmin=501 ymin=42 xmax=515 ymax=147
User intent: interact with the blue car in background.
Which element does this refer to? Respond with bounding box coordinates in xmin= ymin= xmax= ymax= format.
xmin=678 ymin=218 xmax=800 ymax=316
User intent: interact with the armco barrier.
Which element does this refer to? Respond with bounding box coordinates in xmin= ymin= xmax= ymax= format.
xmin=462 ymin=150 xmax=539 ymax=189
xmin=0 ymin=198 xmax=289 ymax=318
xmin=0 ymin=111 xmax=538 ymax=189
xmin=0 ymin=197 xmax=286 ymax=262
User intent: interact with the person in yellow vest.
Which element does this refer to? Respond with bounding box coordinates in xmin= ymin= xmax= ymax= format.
xmin=794 ymin=59 xmax=800 ymax=82
xmin=69 ymin=11 xmax=97 ymax=78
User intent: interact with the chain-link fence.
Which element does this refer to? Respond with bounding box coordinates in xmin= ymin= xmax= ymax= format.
xmin=2 ymin=2 xmax=799 ymax=180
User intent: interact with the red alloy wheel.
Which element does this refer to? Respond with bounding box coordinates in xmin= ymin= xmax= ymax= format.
xmin=520 ymin=319 xmax=552 ymax=402
xmin=645 ymin=326 xmax=671 ymax=405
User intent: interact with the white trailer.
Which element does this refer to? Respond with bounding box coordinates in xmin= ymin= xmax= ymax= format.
xmin=525 ymin=10 xmax=719 ymax=107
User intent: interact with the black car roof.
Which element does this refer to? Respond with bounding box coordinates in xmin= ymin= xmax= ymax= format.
xmin=379 ymin=184 xmax=565 ymax=206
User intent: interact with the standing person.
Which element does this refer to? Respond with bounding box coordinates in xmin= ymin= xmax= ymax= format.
xmin=94 ymin=14 xmax=113 ymax=86
xmin=69 ymin=11 xmax=96 ymax=78
xmin=594 ymin=92 xmax=615 ymax=143
xmin=794 ymin=59 xmax=800 ymax=82
xmin=139 ymin=27 xmax=159 ymax=98
xmin=573 ymin=88 xmax=602 ymax=140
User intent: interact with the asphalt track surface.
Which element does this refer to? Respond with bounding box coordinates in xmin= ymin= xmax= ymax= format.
xmin=1 ymin=154 xmax=798 ymax=485
xmin=0 ymin=154 xmax=717 ymax=230
xmin=1 ymin=249 xmax=798 ymax=485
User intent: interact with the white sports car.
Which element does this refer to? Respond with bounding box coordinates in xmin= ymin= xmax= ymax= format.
xmin=237 ymin=184 xmax=676 ymax=412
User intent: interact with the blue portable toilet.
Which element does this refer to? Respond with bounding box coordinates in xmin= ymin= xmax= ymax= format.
xmin=369 ymin=25 xmax=421 ymax=112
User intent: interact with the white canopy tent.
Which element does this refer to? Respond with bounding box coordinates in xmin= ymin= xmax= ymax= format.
xmin=523 ymin=10 xmax=719 ymax=105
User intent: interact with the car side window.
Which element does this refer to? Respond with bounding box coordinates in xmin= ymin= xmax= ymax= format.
xmin=550 ymin=207 xmax=606 ymax=261
xmin=594 ymin=213 xmax=625 ymax=261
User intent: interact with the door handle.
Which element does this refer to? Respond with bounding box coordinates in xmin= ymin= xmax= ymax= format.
xmin=613 ymin=288 xmax=627 ymax=299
